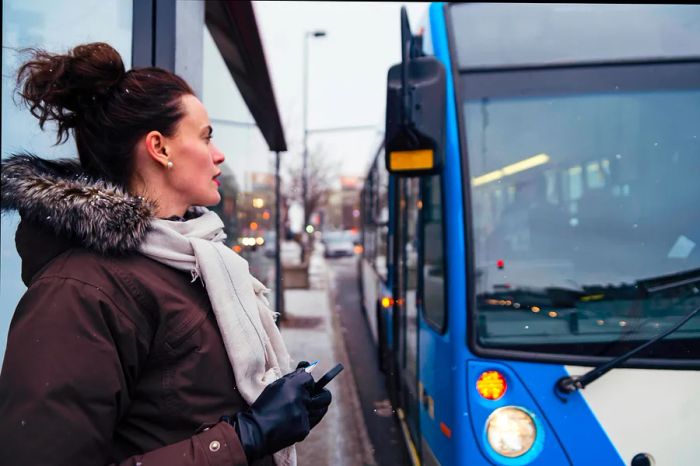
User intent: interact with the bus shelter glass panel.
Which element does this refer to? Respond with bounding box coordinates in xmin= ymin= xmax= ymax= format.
xmin=451 ymin=4 xmax=700 ymax=69
xmin=202 ymin=29 xmax=278 ymax=305
xmin=1 ymin=0 xmax=133 ymax=360
xmin=465 ymin=89 xmax=700 ymax=360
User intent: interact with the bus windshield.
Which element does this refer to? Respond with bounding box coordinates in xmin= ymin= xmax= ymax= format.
xmin=450 ymin=4 xmax=700 ymax=69
xmin=464 ymin=89 xmax=700 ymax=360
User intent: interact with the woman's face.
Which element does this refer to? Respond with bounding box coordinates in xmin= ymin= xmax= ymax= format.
xmin=164 ymin=94 xmax=225 ymax=209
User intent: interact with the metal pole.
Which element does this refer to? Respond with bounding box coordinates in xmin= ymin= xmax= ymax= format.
xmin=209 ymin=117 xmax=259 ymax=128
xmin=301 ymin=30 xmax=324 ymax=263
xmin=275 ymin=150 xmax=284 ymax=323
xmin=307 ymin=124 xmax=379 ymax=134
xmin=302 ymin=32 xmax=309 ymax=237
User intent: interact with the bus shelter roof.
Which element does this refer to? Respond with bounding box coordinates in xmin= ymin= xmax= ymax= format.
xmin=205 ymin=1 xmax=287 ymax=152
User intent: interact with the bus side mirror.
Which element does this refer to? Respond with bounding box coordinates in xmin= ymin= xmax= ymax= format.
xmin=385 ymin=8 xmax=445 ymax=176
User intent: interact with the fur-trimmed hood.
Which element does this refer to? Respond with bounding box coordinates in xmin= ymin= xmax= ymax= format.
xmin=1 ymin=154 xmax=156 ymax=256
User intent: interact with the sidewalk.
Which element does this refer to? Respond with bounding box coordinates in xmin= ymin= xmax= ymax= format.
xmin=280 ymin=244 xmax=376 ymax=466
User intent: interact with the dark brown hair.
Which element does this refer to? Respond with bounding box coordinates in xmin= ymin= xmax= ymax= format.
xmin=16 ymin=42 xmax=193 ymax=187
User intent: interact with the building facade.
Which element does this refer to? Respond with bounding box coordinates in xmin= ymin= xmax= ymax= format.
xmin=1 ymin=0 xmax=286 ymax=360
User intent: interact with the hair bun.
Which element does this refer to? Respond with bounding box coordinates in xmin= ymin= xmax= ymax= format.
xmin=17 ymin=42 xmax=126 ymax=142
xmin=66 ymin=42 xmax=126 ymax=98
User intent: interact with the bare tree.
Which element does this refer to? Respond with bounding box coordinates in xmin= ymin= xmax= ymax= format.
xmin=283 ymin=142 xmax=336 ymax=261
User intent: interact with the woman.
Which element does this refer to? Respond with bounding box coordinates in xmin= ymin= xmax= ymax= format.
xmin=0 ymin=42 xmax=331 ymax=466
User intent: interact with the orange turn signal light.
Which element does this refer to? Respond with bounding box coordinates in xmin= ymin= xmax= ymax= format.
xmin=476 ymin=370 xmax=507 ymax=400
xmin=389 ymin=149 xmax=435 ymax=171
xmin=381 ymin=297 xmax=395 ymax=308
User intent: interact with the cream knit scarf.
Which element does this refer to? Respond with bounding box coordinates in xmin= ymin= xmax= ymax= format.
xmin=139 ymin=207 xmax=295 ymax=466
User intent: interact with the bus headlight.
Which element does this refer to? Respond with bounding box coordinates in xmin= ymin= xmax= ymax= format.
xmin=485 ymin=406 xmax=536 ymax=458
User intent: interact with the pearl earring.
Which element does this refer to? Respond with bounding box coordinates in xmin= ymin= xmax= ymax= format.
xmin=167 ymin=160 xmax=174 ymax=169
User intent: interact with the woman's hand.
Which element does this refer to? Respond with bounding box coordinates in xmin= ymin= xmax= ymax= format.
xmin=226 ymin=366 xmax=332 ymax=461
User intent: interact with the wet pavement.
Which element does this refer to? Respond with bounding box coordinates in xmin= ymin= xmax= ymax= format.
xmin=279 ymin=242 xmax=408 ymax=465
xmin=327 ymin=257 xmax=409 ymax=466
xmin=280 ymin=244 xmax=376 ymax=466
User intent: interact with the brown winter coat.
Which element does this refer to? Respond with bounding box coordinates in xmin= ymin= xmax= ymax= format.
xmin=0 ymin=155 xmax=274 ymax=466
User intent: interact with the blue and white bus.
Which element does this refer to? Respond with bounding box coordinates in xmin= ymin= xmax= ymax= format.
xmin=359 ymin=4 xmax=700 ymax=466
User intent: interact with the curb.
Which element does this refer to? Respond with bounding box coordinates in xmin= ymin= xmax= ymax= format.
xmin=325 ymin=260 xmax=378 ymax=466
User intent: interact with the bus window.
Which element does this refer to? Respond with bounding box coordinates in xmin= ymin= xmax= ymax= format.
xmin=360 ymin=188 xmax=370 ymax=258
xmin=363 ymin=163 xmax=377 ymax=262
xmin=396 ymin=176 xmax=421 ymax=444
xmin=376 ymin=154 xmax=389 ymax=279
xmin=400 ymin=178 xmax=420 ymax=296
xmin=421 ymin=175 xmax=446 ymax=332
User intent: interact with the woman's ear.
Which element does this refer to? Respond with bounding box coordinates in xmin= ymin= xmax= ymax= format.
xmin=144 ymin=130 xmax=170 ymax=168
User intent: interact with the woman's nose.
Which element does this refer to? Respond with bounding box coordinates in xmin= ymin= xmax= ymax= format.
xmin=211 ymin=144 xmax=225 ymax=164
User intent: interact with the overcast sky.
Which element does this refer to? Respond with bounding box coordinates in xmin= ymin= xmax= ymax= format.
xmin=252 ymin=1 xmax=430 ymax=178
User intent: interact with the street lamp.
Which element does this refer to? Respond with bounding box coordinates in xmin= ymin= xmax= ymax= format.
xmin=302 ymin=29 xmax=326 ymax=256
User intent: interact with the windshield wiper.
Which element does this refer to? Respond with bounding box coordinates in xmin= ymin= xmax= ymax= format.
xmin=556 ymin=305 xmax=700 ymax=395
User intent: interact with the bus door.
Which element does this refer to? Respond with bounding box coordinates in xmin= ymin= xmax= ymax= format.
xmin=395 ymin=177 xmax=422 ymax=452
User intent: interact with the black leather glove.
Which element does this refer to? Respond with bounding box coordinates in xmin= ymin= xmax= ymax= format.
xmin=296 ymin=360 xmax=333 ymax=429
xmin=308 ymin=386 xmax=332 ymax=428
xmin=227 ymin=368 xmax=315 ymax=462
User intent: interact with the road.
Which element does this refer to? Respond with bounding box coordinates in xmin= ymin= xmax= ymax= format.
xmin=326 ymin=255 xmax=410 ymax=466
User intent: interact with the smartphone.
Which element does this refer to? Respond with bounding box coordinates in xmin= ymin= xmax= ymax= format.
xmin=314 ymin=363 xmax=344 ymax=391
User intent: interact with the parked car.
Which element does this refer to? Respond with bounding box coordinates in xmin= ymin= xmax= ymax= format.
xmin=322 ymin=231 xmax=356 ymax=258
